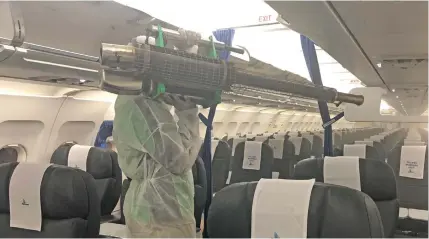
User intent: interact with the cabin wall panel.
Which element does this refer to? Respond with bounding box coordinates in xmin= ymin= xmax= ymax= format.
xmin=0 ymin=121 xmax=44 ymax=162
xmin=0 ymin=94 xmax=64 ymax=162
xmin=45 ymin=97 xmax=111 ymax=160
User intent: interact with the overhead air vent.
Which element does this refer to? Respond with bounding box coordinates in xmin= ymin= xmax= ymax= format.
xmin=381 ymin=58 xmax=428 ymax=70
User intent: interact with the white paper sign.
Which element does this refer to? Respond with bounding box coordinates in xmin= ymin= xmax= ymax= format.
xmin=399 ymin=146 xmax=426 ymax=179
xmin=268 ymin=139 xmax=284 ymax=159
xmin=242 ymin=141 xmax=262 ymax=170
xmin=272 ymin=172 xmax=280 ymax=179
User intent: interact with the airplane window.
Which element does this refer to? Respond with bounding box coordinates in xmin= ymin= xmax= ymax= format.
xmin=0 ymin=144 xmax=26 ymax=163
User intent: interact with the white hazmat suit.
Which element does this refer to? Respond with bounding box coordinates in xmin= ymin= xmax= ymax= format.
xmin=113 ymin=94 xmax=201 ymax=238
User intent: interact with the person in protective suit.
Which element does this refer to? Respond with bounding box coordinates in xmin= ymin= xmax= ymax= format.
xmin=113 ymin=93 xmax=201 ymax=238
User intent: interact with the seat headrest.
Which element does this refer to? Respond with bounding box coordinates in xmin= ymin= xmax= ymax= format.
xmin=344 ymin=144 xmax=367 ymax=158
xmin=355 ymin=140 xmax=374 ymax=147
xmin=231 ymin=138 xmax=246 ymax=156
xmin=267 ymin=139 xmax=284 ymax=159
xmin=212 ymin=140 xmax=231 ymax=160
xmin=207 ymin=180 xmax=384 ymax=238
xmin=242 ymin=141 xmax=263 ymax=170
xmin=51 ymin=144 xmax=117 ymax=179
xmin=288 ymin=136 xmax=303 ymax=155
xmin=0 ymin=162 xmax=97 ymax=221
xmin=294 ymin=157 xmax=397 ymax=201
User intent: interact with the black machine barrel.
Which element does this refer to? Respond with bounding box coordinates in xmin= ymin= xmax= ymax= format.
xmin=100 ymin=43 xmax=364 ymax=106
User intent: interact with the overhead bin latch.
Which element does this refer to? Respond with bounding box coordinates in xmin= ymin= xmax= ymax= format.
xmin=0 ymin=1 xmax=25 ymax=47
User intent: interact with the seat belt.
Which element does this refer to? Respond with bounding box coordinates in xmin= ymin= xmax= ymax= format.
xmin=301 ymin=35 xmax=344 ymax=156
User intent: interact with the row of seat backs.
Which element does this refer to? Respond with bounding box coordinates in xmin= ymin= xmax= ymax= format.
xmin=227 ymin=136 xmax=312 ymax=159
xmin=50 ymin=144 xmax=122 ymax=217
xmin=342 ymin=129 xmax=407 ymax=162
xmin=0 ymin=162 xmax=101 ymax=237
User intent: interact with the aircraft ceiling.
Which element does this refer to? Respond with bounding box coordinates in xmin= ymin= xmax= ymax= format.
xmin=0 ymin=0 xmax=406 ymax=116
xmin=266 ymin=1 xmax=428 ymax=116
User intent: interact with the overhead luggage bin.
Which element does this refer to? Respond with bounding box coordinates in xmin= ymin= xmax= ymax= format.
xmin=0 ymin=1 xmax=177 ymax=89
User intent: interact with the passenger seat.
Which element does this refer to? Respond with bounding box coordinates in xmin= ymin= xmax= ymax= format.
xmin=229 ymin=141 xmax=273 ymax=184
xmin=207 ymin=179 xmax=384 ymax=238
xmin=192 ymin=157 xmax=207 ymax=232
xmin=387 ymin=145 xmax=428 ymax=236
xmin=51 ymin=144 xmax=122 ymax=220
xmin=288 ymin=136 xmax=312 ymax=161
xmin=267 ymin=138 xmax=296 ymax=179
xmin=294 ymin=156 xmax=399 ymax=237
xmin=210 ymin=140 xmax=231 ymax=193
xmin=0 ymin=162 xmax=100 ymax=237
xmin=344 ymin=144 xmax=381 ymax=161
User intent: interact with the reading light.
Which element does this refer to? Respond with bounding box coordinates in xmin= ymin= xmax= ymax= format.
xmin=377 ymin=62 xmax=382 ymax=68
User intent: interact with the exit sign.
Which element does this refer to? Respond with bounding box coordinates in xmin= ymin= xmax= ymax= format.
xmin=259 ymin=15 xmax=272 ymax=22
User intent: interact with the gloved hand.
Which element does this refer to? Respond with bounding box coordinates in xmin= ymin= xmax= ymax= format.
xmin=162 ymin=94 xmax=197 ymax=111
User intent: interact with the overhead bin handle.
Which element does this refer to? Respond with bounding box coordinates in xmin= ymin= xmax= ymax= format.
xmin=0 ymin=1 xmax=25 ymax=47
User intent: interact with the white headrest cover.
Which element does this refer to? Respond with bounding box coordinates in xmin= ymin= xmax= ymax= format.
xmin=268 ymin=139 xmax=284 ymax=159
xmin=399 ymin=146 xmax=427 ymax=179
xmin=251 ymin=178 xmax=315 ymax=238
xmin=9 ymin=163 xmax=51 ymax=231
xmin=289 ymin=137 xmax=303 ymax=155
xmin=67 ymin=145 xmax=91 ymax=171
xmin=232 ymin=138 xmax=246 ymax=156
xmin=404 ymin=140 xmax=425 ymax=146
xmin=355 ymin=140 xmax=374 ymax=147
xmin=211 ymin=140 xmax=219 ymax=161
xmin=255 ymin=136 xmax=267 ymax=142
xmin=344 ymin=144 xmax=366 ymax=158
xmin=324 ymin=156 xmax=361 ymax=191
xmin=242 ymin=141 xmax=263 ymax=170
xmin=370 ymin=136 xmax=383 ymax=142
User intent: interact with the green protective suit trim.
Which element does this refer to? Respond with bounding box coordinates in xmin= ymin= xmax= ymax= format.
xmin=113 ymin=95 xmax=201 ymax=237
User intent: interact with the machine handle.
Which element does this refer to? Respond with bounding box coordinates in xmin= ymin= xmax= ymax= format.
xmin=336 ymin=92 xmax=364 ymax=106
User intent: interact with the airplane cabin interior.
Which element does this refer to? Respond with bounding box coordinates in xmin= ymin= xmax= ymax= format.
xmin=0 ymin=1 xmax=427 ymax=238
